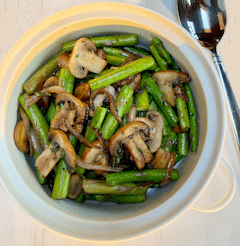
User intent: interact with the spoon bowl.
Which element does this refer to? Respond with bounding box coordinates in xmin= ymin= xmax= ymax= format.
xmin=178 ymin=0 xmax=240 ymax=150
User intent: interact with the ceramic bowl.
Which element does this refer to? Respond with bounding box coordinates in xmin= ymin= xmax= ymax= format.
xmin=0 ymin=2 xmax=226 ymax=242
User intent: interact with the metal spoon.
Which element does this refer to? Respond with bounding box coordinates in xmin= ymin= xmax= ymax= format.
xmin=177 ymin=0 xmax=240 ymax=150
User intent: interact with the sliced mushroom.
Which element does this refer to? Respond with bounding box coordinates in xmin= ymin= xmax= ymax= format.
xmin=54 ymin=92 xmax=87 ymax=123
xmin=173 ymin=83 xmax=189 ymax=102
xmin=51 ymin=101 xmax=70 ymax=132
xmin=67 ymin=174 xmax=83 ymax=199
xmin=74 ymin=82 xmax=91 ymax=101
xmin=152 ymin=148 xmax=176 ymax=187
xmin=152 ymin=70 xmax=191 ymax=107
xmin=68 ymin=37 xmax=107 ymax=79
xmin=152 ymin=148 xmax=172 ymax=169
xmin=35 ymin=129 xmax=77 ymax=177
xmin=57 ymin=52 xmax=70 ymax=69
xmin=48 ymin=129 xmax=77 ymax=169
xmin=95 ymin=48 xmax=107 ymax=60
xmin=35 ymin=141 xmax=62 ymax=178
xmin=43 ymin=76 xmax=59 ymax=88
xmin=109 ymin=121 xmax=151 ymax=170
xmin=14 ymin=119 xmax=30 ymax=153
xmin=81 ymin=139 xmax=109 ymax=175
xmin=135 ymin=110 xmax=164 ymax=153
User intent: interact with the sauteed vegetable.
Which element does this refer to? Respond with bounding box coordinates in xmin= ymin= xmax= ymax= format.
xmin=14 ymin=34 xmax=198 ymax=204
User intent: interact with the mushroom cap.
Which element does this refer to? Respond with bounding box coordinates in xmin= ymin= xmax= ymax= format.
xmin=35 ymin=141 xmax=62 ymax=178
xmin=135 ymin=110 xmax=164 ymax=153
xmin=57 ymin=52 xmax=70 ymax=69
xmin=48 ymin=129 xmax=77 ymax=169
xmin=68 ymin=37 xmax=107 ymax=79
xmin=55 ymin=92 xmax=87 ymax=123
xmin=109 ymin=121 xmax=149 ymax=157
xmin=152 ymin=70 xmax=190 ymax=107
xmin=43 ymin=76 xmax=59 ymax=88
xmin=81 ymin=140 xmax=109 ymax=175
xmin=74 ymin=82 xmax=91 ymax=101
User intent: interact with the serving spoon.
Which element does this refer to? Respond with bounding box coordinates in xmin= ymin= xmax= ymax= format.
xmin=177 ymin=0 xmax=240 ymax=150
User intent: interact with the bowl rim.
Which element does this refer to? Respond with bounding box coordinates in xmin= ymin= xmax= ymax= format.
xmin=0 ymin=2 xmax=226 ymax=242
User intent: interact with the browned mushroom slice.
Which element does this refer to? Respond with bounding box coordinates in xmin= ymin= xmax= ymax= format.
xmin=35 ymin=129 xmax=77 ymax=177
xmin=51 ymin=101 xmax=70 ymax=132
xmin=81 ymin=140 xmax=109 ymax=175
xmin=95 ymin=48 xmax=107 ymax=60
xmin=14 ymin=119 xmax=30 ymax=154
xmin=68 ymin=37 xmax=107 ymax=79
xmin=109 ymin=121 xmax=151 ymax=170
xmin=43 ymin=76 xmax=59 ymax=88
xmin=55 ymin=92 xmax=87 ymax=123
xmin=74 ymin=83 xmax=91 ymax=101
xmin=152 ymin=149 xmax=176 ymax=187
xmin=109 ymin=121 xmax=149 ymax=156
xmin=48 ymin=129 xmax=77 ymax=169
xmin=35 ymin=141 xmax=62 ymax=178
xmin=132 ymin=132 xmax=152 ymax=163
xmin=135 ymin=110 xmax=164 ymax=153
xmin=57 ymin=52 xmax=70 ymax=69
xmin=24 ymin=86 xmax=66 ymax=108
xmin=152 ymin=70 xmax=191 ymax=107
xmin=173 ymin=84 xmax=189 ymax=102
xmin=123 ymin=137 xmax=145 ymax=170
xmin=67 ymin=174 xmax=83 ymax=199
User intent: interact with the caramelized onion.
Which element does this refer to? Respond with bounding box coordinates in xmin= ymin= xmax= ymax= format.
xmin=128 ymin=106 xmax=136 ymax=123
xmin=76 ymin=156 xmax=123 ymax=172
xmin=89 ymin=88 xmax=122 ymax=124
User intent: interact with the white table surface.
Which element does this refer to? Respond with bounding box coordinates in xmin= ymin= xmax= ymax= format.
xmin=1 ymin=0 xmax=240 ymax=245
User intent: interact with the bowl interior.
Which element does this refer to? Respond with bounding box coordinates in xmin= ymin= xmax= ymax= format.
xmin=0 ymin=3 xmax=225 ymax=241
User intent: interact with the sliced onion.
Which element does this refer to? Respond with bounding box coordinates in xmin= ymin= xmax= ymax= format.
xmin=65 ymin=119 xmax=94 ymax=149
xmin=76 ymin=156 xmax=123 ymax=172
xmin=25 ymin=86 xmax=67 ymax=108
xmin=89 ymin=88 xmax=122 ymax=124
xmin=92 ymin=128 xmax=109 ymax=152
xmin=128 ymin=106 xmax=136 ymax=123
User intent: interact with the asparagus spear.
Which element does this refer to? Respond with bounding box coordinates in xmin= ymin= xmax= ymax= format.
xmin=106 ymin=169 xmax=179 ymax=186
xmin=22 ymin=50 xmax=65 ymax=94
xmin=88 ymin=56 xmax=156 ymax=91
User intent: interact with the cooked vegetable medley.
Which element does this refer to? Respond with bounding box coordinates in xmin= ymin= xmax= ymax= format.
xmin=14 ymin=34 xmax=198 ymax=204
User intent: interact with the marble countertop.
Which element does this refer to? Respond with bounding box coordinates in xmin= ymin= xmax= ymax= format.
xmin=1 ymin=0 xmax=240 ymax=245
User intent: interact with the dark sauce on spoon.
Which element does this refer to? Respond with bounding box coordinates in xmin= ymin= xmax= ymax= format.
xmin=182 ymin=0 xmax=226 ymax=49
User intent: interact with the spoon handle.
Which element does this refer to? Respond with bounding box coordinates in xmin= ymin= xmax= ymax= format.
xmin=212 ymin=49 xmax=240 ymax=150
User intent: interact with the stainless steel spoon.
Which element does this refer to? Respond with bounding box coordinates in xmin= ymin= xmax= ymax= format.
xmin=177 ymin=0 xmax=240 ymax=150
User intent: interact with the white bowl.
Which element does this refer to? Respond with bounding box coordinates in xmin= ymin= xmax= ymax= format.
xmin=0 ymin=2 xmax=226 ymax=242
